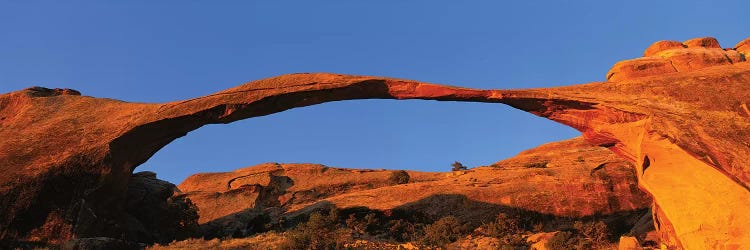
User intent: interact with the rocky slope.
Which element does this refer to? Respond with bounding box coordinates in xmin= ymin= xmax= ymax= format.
xmin=0 ymin=36 xmax=748 ymax=248
xmin=176 ymin=137 xmax=650 ymax=240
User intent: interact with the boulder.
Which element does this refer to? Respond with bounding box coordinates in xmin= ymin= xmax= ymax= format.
xmin=736 ymin=37 xmax=750 ymax=54
xmin=617 ymin=236 xmax=642 ymax=250
xmin=654 ymin=47 xmax=733 ymax=72
xmin=606 ymin=57 xmax=676 ymax=81
xmin=643 ymin=40 xmax=684 ymax=57
xmin=607 ymin=37 xmax=746 ymax=81
xmin=682 ymin=37 xmax=721 ymax=48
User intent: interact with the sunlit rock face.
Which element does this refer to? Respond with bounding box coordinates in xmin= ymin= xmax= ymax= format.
xmin=503 ymin=37 xmax=750 ymax=249
xmin=0 ymin=74 xmax=505 ymax=244
xmin=606 ymin=37 xmax=746 ymax=82
xmin=176 ymin=138 xmax=650 ymax=239
xmin=0 ymin=36 xmax=748 ymax=249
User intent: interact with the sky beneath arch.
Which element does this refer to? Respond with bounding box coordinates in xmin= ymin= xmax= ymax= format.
xmin=1 ymin=1 xmax=748 ymax=183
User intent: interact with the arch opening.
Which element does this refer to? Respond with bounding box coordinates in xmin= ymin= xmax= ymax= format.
xmin=135 ymin=99 xmax=580 ymax=184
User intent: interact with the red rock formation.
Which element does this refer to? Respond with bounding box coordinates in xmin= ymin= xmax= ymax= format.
xmin=736 ymin=37 xmax=750 ymax=53
xmin=176 ymin=138 xmax=650 ymax=238
xmin=0 ymin=75 xmax=502 ymax=244
xmin=507 ymin=37 xmax=750 ymax=249
xmin=682 ymin=37 xmax=721 ymax=49
xmin=1 ymin=36 xmax=748 ymax=248
xmin=607 ymin=37 xmax=746 ymax=81
xmin=643 ymin=40 xmax=685 ymax=57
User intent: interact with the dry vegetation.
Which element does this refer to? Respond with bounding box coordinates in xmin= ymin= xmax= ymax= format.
xmin=148 ymin=208 xmax=620 ymax=250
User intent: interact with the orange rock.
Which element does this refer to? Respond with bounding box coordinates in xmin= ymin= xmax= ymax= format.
xmin=618 ymin=236 xmax=642 ymax=250
xmin=2 ymin=36 xmax=750 ymax=249
xmin=683 ymin=37 xmax=721 ymax=48
xmin=736 ymin=37 xmax=750 ymax=53
xmin=606 ymin=57 xmax=676 ymax=81
xmin=724 ymin=49 xmax=745 ymax=63
xmin=606 ymin=37 xmax=748 ymax=81
xmin=0 ymin=76 xmax=499 ymax=243
xmin=643 ymin=40 xmax=684 ymax=57
xmin=178 ymin=138 xmax=650 ymax=238
xmin=654 ymin=47 xmax=733 ymax=72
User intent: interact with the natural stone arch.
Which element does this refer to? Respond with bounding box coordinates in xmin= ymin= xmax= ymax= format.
xmin=2 ymin=42 xmax=750 ymax=248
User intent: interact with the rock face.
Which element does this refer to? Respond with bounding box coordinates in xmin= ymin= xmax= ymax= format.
xmin=0 ymin=36 xmax=748 ymax=248
xmin=0 ymin=75 xmax=501 ymax=244
xmin=123 ymin=172 xmax=199 ymax=244
xmin=607 ymin=37 xmax=746 ymax=82
xmin=177 ymin=137 xmax=650 ymax=239
xmin=329 ymin=137 xmax=650 ymax=222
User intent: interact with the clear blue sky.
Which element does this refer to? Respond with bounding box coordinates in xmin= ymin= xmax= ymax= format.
xmin=1 ymin=1 xmax=748 ymax=184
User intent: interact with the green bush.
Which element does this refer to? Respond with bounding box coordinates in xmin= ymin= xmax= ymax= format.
xmin=345 ymin=212 xmax=379 ymax=235
xmin=388 ymin=170 xmax=410 ymax=185
xmin=161 ymin=195 xmax=200 ymax=241
xmin=523 ymin=161 xmax=548 ymax=168
xmin=386 ymin=219 xmax=422 ymax=242
xmin=339 ymin=207 xmax=429 ymax=243
xmin=451 ymin=161 xmax=468 ymax=171
xmin=280 ymin=209 xmax=351 ymax=250
xmin=546 ymin=220 xmax=612 ymax=249
xmin=573 ymin=221 xmax=610 ymax=248
xmin=421 ymin=216 xmax=469 ymax=246
xmin=481 ymin=213 xmax=529 ymax=248
xmin=546 ymin=231 xmax=577 ymax=250
xmin=482 ymin=213 xmax=519 ymax=237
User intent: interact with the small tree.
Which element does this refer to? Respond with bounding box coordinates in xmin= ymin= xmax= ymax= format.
xmin=451 ymin=161 xmax=468 ymax=171
xmin=388 ymin=170 xmax=410 ymax=185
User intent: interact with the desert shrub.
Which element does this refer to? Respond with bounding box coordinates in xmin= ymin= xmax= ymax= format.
xmin=160 ymin=195 xmax=200 ymax=241
xmin=388 ymin=170 xmax=410 ymax=185
xmin=573 ymin=221 xmax=610 ymax=248
xmin=386 ymin=219 xmax=423 ymax=242
xmin=546 ymin=231 xmax=577 ymax=250
xmin=280 ymin=209 xmax=351 ymax=250
xmin=451 ymin=161 xmax=468 ymax=171
xmin=546 ymin=220 xmax=612 ymax=250
xmin=523 ymin=161 xmax=548 ymax=168
xmin=482 ymin=213 xmax=520 ymax=237
xmin=385 ymin=209 xmax=431 ymax=242
xmin=345 ymin=212 xmax=380 ymax=236
xmin=576 ymin=156 xmax=586 ymax=162
xmin=421 ymin=216 xmax=469 ymax=246
xmin=338 ymin=207 xmax=431 ymax=243
xmin=481 ymin=213 xmax=529 ymax=248
xmin=246 ymin=213 xmax=273 ymax=234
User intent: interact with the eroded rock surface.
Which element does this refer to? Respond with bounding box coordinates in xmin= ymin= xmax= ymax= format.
xmin=1 ymin=36 xmax=749 ymax=248
xmin=177 ymin=138 xmax=650 ymax=239
xmin=606 ymin=37 xmax=747 ymax=81
xmin=0 ymin=75 xmax=502 ymax=244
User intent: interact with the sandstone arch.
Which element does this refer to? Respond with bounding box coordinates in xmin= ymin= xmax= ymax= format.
xmin=1 ymin=37 xmax=749 ymax=248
